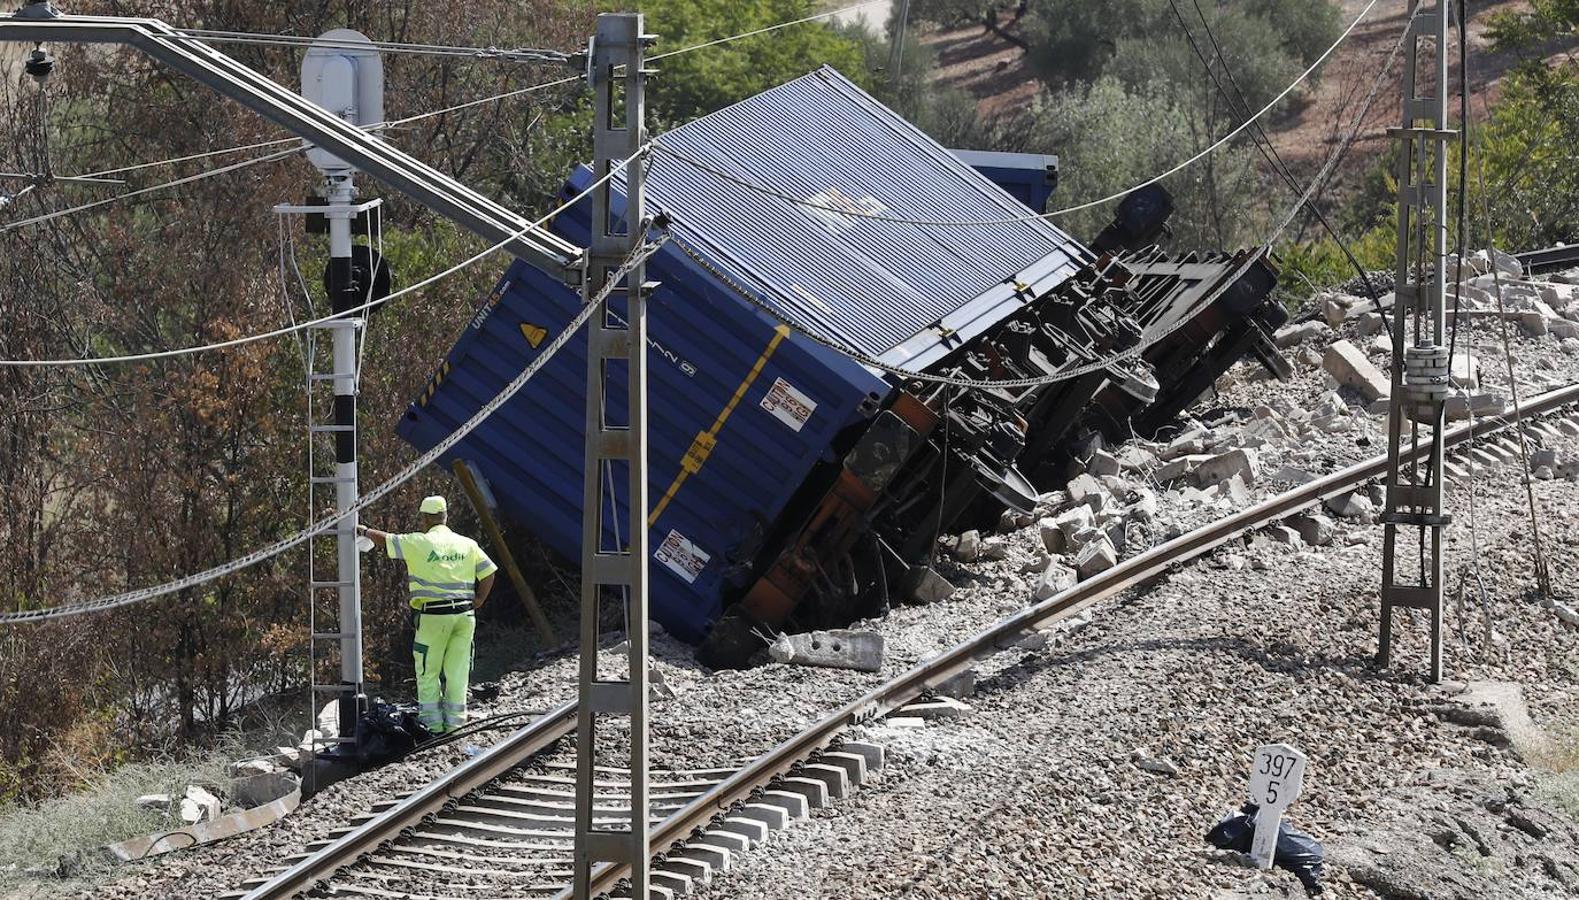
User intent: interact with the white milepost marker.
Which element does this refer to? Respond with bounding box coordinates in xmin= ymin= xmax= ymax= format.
xmin=1247 ymin=742 xmax=1307 ymax=869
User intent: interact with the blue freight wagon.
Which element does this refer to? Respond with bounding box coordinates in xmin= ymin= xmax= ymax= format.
xmin=399 ymin=67 xmax=1285 ymax=665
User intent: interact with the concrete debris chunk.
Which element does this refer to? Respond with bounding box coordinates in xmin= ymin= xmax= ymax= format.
xmin=1052 ymin=505 xmax=1095 ymax=541
xmin=1127 ymin=487 xmax=1159 ymax=523
xmin=1032 ymin=562 xmax=1077 ymax=601
xmin=1135 ymin=756 xmax=1180 ymax=777
xmin=1086 ymin=448 xmax=1121 ymax=477
xmin=227 ymin=758 xmax=284 ymax=779
xmin=1075 ymin=535 xmax=1118 ymax=579
xmin=1264 ymin=524 xmax=1303 ymax=546
xmin=1160 ymin=429 xmax=1207 ymax=460
xmin=1193 ymin=448 xmax=1261 ymax=488
xmin=1490 ymin=246 xmax=1523 ymax=279
xmin=134 ymin=794 xmax=173 ymax=814
xmin=979 ymin=537 xmax=1009 ymax=561
xmin=1551 ymin=319 xmax=1579 ymax=340
xmin=1323 ymin=340 xmax=1390 ymax=403
xmin=953 ymin=529 xmax=981 ymax=562
xmin=1273 ymin=320 xmax=1331 ymax=348
xmin=1356 ymin=312 xmax=1385 ymax=336
xmin=179 ymin=785 xmax=222 ymax=825
xmin=1038 ymin=519 xmax=1065 ymax=555
xmin=1444 ymin=392 xmax=1505 ymax=421
xmin=1290 ymin=513 xmax=1336 ymax=547
xmin=1325 ymin=490 xmax=1374 ymax=520
xmin=1116 ymin=445 xmax=1157 ymax=472
xmin=1270 ymin=465 xmax=1317 ymax=485
xmin=1066 ymin=473 xmax=1109 ymax=512
xmin=1020 ymin=551 xmax=1054 ymax=575
xmin=767 ymin=629 xmax=884 ymax=673
xmin=1153 ymin=453 xmax=1211 ymax=484
xmin=908 ymin=567 xmax=954 ymax=605
xmin=1450 ymin=353 xmax=1480 ymax=389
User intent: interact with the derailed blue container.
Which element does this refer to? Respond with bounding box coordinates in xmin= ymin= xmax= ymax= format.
xmin=398 ymin=67 xmax=1087 ymax=642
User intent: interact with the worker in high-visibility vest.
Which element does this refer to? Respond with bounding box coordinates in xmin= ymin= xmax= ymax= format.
xmin=360 ymin=495 xmax=497 ymax=733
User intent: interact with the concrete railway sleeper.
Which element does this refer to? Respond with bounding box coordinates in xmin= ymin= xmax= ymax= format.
xmin=233 ymin=382 xmax=1579 ymax=900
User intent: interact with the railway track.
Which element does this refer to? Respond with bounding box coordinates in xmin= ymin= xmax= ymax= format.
xmin=234 ymin=382 xmax=1579 ymax=900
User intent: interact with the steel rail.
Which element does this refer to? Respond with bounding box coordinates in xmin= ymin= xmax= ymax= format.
xmin=240 ymin=702 xmax=577 ymax=900
xmin=575 ymin=381 xmax=1579 ymax=897
xmin=244 ymin=382 xmax=1579 ymax=899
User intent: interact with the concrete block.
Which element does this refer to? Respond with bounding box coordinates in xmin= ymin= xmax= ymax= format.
xmin=1075 ymin=535 xmax=1118 ymax=579
xmin=703 ymin=829 xmax=751 ymax=854
xmin=908 ymin=567 xmax=954 ymax=605
xmin=1356 ymin=312 xmax=1384 ymax=336
xmin=1323 ymin=340 xmax=1390 ymax=402
xmin=777 ymin=777 xmax=828 ymax=810
xmin=1152 ymin=453 xmax=1210 ymax=483
xmin=838 ymin=741 xmax=885 ymax=773
xmin=718 ymin=816 xmax=770 ymax=846
xmin=1264 ymin=524 xmax=1302 ymax=546
xmin=952 ymin=529 xmax=981 ymax=562
xmin=819 ymin=751 xmax=869 ymax=786
xmin=1032 ymin=562 xmax=1076 ymax=601
xmin=1083 ymin=448 xmax=1120 ymax=477
xmin=798 ymin=763 xmax=851 ymax=800
xmin=1324 ymin=490 xmax=1374 ymax=519
xmin=179 ymin=785 xmax=222 ymax=825
xmin=758 ymin=790 xmax=809 ymax=820
xmin=1290 ymin=513 xmax=1335 ymax=547
xmin=1051 ymin=504 xmax=1094 ymax=540
xmin=1551 ymin=318 xmax=1579 ymax=339
xmin=1038 ymin=518 xmax=1065 ymax=554
xmin=767 ymin=629 xmax=884 ymax=673
xmin=1066 ymin=473 xmax=1108 ymax=512
xmin=674 ymin=843 xmax=730 ymax=872
xmin=1193 ymin=447 xmax=1260 ymax=487
xmin=1273 ymin=319 xmax=1331 ymax=348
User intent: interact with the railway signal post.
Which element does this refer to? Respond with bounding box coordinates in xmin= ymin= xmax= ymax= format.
xmin=573 ymin=13 xmax=654 ymax=900
xmin=1378 ymin=0 xmax=1455 ymax=682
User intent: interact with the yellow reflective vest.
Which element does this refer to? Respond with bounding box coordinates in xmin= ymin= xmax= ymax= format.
xmin=387 ymin=524 xmax=498 ymax=610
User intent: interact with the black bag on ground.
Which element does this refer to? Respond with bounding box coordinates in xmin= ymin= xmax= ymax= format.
xmin=1205 ymin=803 xmax=1325 ymax=894
xmin=356 ymin=699 xmax=432 ymax=765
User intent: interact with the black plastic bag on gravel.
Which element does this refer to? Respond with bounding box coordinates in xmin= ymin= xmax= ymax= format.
xmin=1206 ymin=802 xmax=1326 ymax=894
xmin=356 ymin=699 xmax=432 ymax=765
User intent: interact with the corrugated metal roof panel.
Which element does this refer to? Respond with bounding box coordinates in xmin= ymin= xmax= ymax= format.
xmin=635 ymin=66 xmax=1089 ymax=364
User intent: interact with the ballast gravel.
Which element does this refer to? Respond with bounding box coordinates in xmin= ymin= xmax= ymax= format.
xmin=61 ymin=267 xmax=1579 ymax=899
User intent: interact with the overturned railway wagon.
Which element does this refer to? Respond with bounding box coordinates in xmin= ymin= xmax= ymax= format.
xmin=398 ymin=67 xmax=1287 ymax=667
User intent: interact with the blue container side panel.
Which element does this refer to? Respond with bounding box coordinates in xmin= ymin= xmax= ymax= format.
xmin=398 ymin=249 xmax=887 ymax=642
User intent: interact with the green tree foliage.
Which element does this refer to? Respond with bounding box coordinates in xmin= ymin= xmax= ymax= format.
xmin=639 ymin=0 xmax=869 ymax=127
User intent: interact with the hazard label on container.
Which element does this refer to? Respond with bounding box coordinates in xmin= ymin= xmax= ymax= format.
xmin=655 ymin=529 xmax=710 ymax=584
xmin=760 ymin=378 xmax=816 ymax=432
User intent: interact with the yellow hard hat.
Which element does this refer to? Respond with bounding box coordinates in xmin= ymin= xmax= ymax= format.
xmin=419 ymin=495 xmax=447 ymax=514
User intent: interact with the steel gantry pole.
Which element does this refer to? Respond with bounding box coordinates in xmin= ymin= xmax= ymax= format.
xmin=1379 ymin=0 xmax=1455 ymax=682
xmin=574 ymin=13 xmax=653 ymax=900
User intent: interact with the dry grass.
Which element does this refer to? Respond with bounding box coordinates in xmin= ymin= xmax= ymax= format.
xmin=1533 ymin=727 xmax=1579 ymax=823
xmin=0 ymin=741 xmax=240 ymax=895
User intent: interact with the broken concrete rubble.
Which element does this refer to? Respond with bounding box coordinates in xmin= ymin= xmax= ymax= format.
xmin=1273 ymin=320 xmax=1331 ymax=348
xmin=1192 ymin=447 xmax=1260 ymax=488
xmin=179 ymin=785 xmax=223 ymax=825
xmin=1325 ymin=490 xmax=1374 ymax=520
xmin=909 ymin=568 xmax=954 ymax=605
xmin=1032 ymin=562 xmax=1077 ymax=601
xmin=1323 ymin=340 xmax=1390 ymax=402
xmin=1290 ymin=513 xmax=1336 ymax=547
xmin=1075 ymin=535 xmax=1118 ymax=579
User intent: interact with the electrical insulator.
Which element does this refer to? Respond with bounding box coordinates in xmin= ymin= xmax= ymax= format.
xmin=25 ymin=46 xmax=55 ymax=84
xmin=1401 ymin=343 xmax=1450 ymax=423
